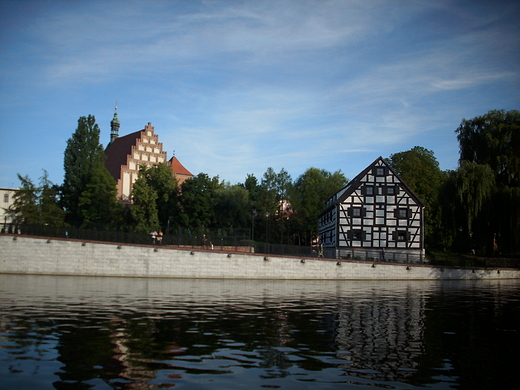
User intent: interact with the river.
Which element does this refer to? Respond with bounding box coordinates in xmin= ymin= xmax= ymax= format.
xmin=0 ymin=274 xmax=518 ymax=389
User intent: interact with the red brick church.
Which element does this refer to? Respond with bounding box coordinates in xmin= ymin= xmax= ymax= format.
xmin=104 ymin=109 xmax=193 ymax=202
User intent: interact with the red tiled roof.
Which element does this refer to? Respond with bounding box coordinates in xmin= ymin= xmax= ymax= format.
xmin=104 ymin=130 xmax=143 ymax=181
xmin=169 ymin=156 xmax=193 ymax=177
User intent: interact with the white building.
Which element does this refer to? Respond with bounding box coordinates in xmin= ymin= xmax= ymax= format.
xmin=0 ymin=187 xmax=16 ymax=227
xmin=318 ymin=157 xmax=425 ymax=263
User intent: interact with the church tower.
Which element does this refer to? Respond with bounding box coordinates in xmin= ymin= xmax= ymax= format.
xmin=109 ymin=102 xmax=120 ymax=145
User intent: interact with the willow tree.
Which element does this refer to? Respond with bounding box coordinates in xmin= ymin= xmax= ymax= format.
xmin=456 ymin=109 xmax=519 ymax=187
xmin=449 ymin=109 xmax=520 ymax=255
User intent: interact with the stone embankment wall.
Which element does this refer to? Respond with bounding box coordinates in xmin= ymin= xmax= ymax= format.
xmin=1 ymin=235 xmax=519 ymax=280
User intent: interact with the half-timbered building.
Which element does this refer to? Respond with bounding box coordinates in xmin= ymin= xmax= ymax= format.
xmin=318 ymin=157 xmax=424 ymax=263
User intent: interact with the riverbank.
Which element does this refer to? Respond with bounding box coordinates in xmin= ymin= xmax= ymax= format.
xmin=1 ymin=234 xmax=519 ymax=280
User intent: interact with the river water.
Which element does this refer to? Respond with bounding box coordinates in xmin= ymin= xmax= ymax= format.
xmin=0 ymin=274 xmax=518 ymax=390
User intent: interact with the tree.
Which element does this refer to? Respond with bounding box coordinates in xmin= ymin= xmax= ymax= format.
xmin=214 ymin=184 xmax=251 ymax=228
xmin=78 ymin=161 xmax=121 ymax=228
xmin=179 ymin=173 xmax=222 ymax=227
xmin=8 ymin=174 xmax=39 ymax=225
xmin=456 ymin=109 xmax=519 ymax=187
xmin=38 ymin=170 xmax=66 ymax=226
xmin=441 ymin=162 xmax=495 ymax=253
xmin=387 ymin=147 xmax=447 ymax=249
xmin=143 ymin=163 xmax=179 ymax=228
xmin=131 ymin=166 xmax=159 ymax=231
xmin=62 ymin=115 xmax=106 ymax=225
xmin=290 ymin=168 xmax=347 ymax=245
xmin=448 ymin=109 xmax=520 ymax=255
xmin=8 ymin=171 xmax=64 ymax=226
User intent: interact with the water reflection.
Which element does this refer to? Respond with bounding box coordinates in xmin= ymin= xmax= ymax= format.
xmin=0 ymin=275 xmax=518 ymax=389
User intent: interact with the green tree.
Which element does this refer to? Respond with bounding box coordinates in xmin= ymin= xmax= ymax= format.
xmin=143 ymin=163 xmax=179 ymax=228
xmin=8 ymin=174 xmax=39 ymax=225
xmin=62 ymin=115 xmax=106 ymax=225
xmin=242 ymin=173 xmax=261 ymax=210
xmin=131 ymin=166 xmax=159 ymax=231
xmin=387 ymin=146 xmax=447 ymax=249
xmin=214 ymin=184 xmax=251 ymax=228
xmin=441 ymin=161 xmax=495 ymax=253
xmin=456 ymin=109 xmax=519 ymax=187
xmin=448 ymin=109 xmax=520 ymax=255
xmin=290 ymin=168 xmax=347 ymax=245
xmin=256 ymin=168 xmax=293 ymax=244
xmin=78 ymin=161 xmax=121 ymax=228
xmin=38 ymin=170 xmax=66 ymax=226
xmin=179 ymin=173 xmax=222 ymax=227
xmin=8 ymin=171 xmax=64 ymax=226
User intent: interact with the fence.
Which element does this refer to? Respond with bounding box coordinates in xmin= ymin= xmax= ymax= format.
xmin=0 ymin=223 xmax=316 ymax=258
xmin=330 ymin=247 xmax=424 ymax=264
xmin=3 ymin=223 xmax=517 ymax=268
xmin=428 ymin=251 xmax=520 ymax=269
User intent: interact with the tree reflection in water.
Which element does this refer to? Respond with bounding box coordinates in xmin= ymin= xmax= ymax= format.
xmin=0 ymin=275 xmax=518 ymax=390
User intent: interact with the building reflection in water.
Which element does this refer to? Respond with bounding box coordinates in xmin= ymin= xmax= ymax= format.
xmin=0 ymin=275 xmax=518 ymax=389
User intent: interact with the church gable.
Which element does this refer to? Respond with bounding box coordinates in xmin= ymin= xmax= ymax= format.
xmin=104 ymin=114 xmax=193 ymax=202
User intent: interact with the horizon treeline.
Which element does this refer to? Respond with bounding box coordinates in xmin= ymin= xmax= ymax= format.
xmin=6 ymin=110 xmax=520 ymax=256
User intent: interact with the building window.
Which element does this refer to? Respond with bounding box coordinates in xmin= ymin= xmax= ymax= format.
xmin=3 ymin=194 xmax=8 ymax=203
xmin=386 ymin=186 xmax=398 ymax=195
xmin=363 ymin=186 xmax=374 ymax=196
xmin=373 ymin=167 xmax=386 ymax=176
xmin=395 ymin=208 xmax=411 ymax=219
xmin=348 ymin=230 xmax=366 ymax=240
xmin=348 ymin=207 xmax=366 ymax=217
xmin=392 ymin=230 xmax=409 ymax=241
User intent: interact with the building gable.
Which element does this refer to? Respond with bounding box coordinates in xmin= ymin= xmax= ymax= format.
xmin=318 ymin=156 xmax=424 ymax=262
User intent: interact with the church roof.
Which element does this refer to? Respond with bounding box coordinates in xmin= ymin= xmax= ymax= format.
xmin=169 ymin=156 xmax=193 ymax=177
xmin=104 ymin=130 xmax=142 ymax=181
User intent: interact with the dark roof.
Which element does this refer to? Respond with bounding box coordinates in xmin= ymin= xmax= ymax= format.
xmin=319 ymin=156 xmax=424 ymax=217
xmin=104 ymin=130 xmax=143 ymax=181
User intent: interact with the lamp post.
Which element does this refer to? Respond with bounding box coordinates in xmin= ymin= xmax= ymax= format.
xmin=265 ymin=211 xmax=270 ymax=254
xmin=251 ymin=209 xmax=257 ymax=241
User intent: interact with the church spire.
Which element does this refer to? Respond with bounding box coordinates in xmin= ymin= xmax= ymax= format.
xmin=109 ymin=101 xmax=120 ymax=145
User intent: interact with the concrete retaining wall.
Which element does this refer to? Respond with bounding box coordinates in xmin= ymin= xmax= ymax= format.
xmin=1 ymin=235 xmax=519 ymax=280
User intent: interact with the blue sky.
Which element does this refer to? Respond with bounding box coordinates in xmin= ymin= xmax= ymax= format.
xmin=1 ymin=0 xmax=518 ymax=189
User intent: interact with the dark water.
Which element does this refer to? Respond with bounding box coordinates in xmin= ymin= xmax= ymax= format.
xmin=0 ymin=275 xmax=518 ymax=390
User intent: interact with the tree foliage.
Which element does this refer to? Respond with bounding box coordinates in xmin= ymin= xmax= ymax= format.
xmin=78 ymin=161 xmax=121 ymax=228
xmin=290 ymin=168 xmax=347 ymax=243
xmin=214 ymin=184 xmax=251 ymax=228
xmin=447 ymin=109 xmax=520 ymax=255
xmin=456 ymin=109 xmax=520 ymax=187
xmin=131 ymin=166 xmax=159 ymax=230
xmin=388 ymin=146 xmax=447 ymax=249
xmin=179 ymin=173 xmax=222 ymax=227
xmin=62 ymin=115 xmax=106 ymax=225
xmin=142 ymin=163 xmax=179 ymax=227
xmin=8 ymin=171 xmax=64 ymax=226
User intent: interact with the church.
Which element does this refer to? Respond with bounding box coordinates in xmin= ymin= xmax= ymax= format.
xmin=104 ymin=109 xmax=193 ymax=202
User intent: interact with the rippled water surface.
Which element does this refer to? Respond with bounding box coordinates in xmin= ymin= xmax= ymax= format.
xmin=0 ymin=275 xmax=519 ymax=389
